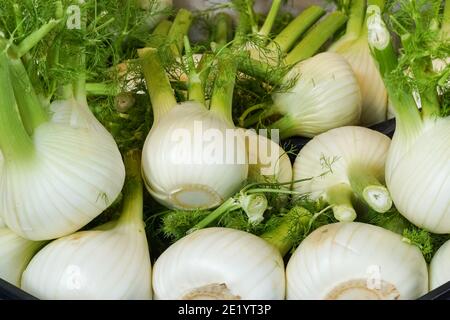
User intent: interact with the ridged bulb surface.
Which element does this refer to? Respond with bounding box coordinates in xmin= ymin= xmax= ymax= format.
xmin=272 ymin=52 xmax=362 ymax=138
xmin=286 ymin=222 xmax=428 ymax=300
xmin=142 ymin=102 xmax=248 ymax=210
xmin=330 ymin=37 xmax=388 ymax=126
xmin=0 ymin=120 xmax=125 ymax=240
xmin=430 ymin=240 xmax=450 ymax=290
xmin=152 ymin=227 xmax=285 ymax=300
xmin=386 ymin=118 xmax=450 ymax=233
xmin=292 ymin=126 xmax=390 ymax=198
xmin=21 ymin=221 xmax=152 ymax=299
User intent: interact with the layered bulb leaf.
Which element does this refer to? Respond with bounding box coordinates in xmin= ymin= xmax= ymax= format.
xmin=152 ymin=227 xmax=285 ymax=300
xmin=0 ymin=217 xmax=44 ymax=287
xmin=271 ymin=52 xmax=362 ymax=138
xmin=21 ymin=150 xmax=152 ymax=300
xmin=429 ymin=240 xmax=450 ymax=290
xmin=386 ymin=117 xmax=450 ymax=233
xmin=286 ymin=222 xmax=428 ymax=299
xmin=330 ymin=35 xmax=387 ymax=125
xmin=293 ymin=126 xmax=392 ymax=221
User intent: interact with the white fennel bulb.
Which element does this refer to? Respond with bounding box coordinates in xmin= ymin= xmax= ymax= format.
xmin=293 ymin=126 xmax=392 ymax=221
xmin=246 ymin=132 xmax=292 ymax=185
xmin=139 ymin=48 xmax=247 ymax=210
xmin=368 ymin=5 xmax=450 ymax=233
xmin=152 ymin=227 xmax=285 ymax=300
xmin=0 ymin=52 xmax=125 ymax=240
xmin=429 ymin=240 xmax=450 ymax=290
xmin=286 ymin=222 xmax=428 ymax=300
xmin=271 ymin=52 xmax=362 ymax=138
xmin=329 ymin=0 xmax=388 ymax=126
xmin=0 ymin=217 xmax=44 ymax=287
xmin=21 ymin=150 xmax=152 ymax=300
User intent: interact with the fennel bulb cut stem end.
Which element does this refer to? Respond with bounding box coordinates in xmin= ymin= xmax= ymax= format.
xmin=285 ymin=12 xmax=347 ymax=65
xmin=326 ymin=184 xmax=357 ymax=222
xmin=0 ymin=52 xmax=34 ymax=161
xmin=182 ymin=283 xmax=241 ymax=300
xmin=118 ymin=150 xmax=144 ymax=227
xmin=269 ymin=5 xmax=325 ymax=54
xmin=138 ymin=47 xmax=177 ymax=123
xmin=167 ymin=8 xmax=193 ymax=58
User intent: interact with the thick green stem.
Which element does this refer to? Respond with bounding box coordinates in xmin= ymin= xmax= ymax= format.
xmin=442 ymin=0 xmax=450 ymax=38
xmin=13 ymin=19 xmax=60 ymax=58
xmin=153 ymin=20 xmax=173 ymax=36
xmin=138 ymin=48 xmax=177 ymax=123
xmin=258 ymin=0 xmax=283 ymax=37
xmin=187 ymin=198 xmax=241 ymax=234
xmin=197 ymin=53 xmax=214 ymax=96
xmin=210 ymin=53 xmax=238 ymax=124
xmin=260 ymin=206 xmax=312 ymax=256
xmin=347 ymin=165 xmax=392 ymax=213
xmin=285 ymin=12 xmax=347 ymax=65
xmin=0 ymin=52 xmax=34 ymax=161
xmin=268 ymin=5 xmax=326 ymax=54
xmin=238 ymin=57 xmax=285 ymax=85
xmin=346 ymin=0 xmax=365 ymax=38
xmin=167 ymin=9 xmax=193 ymax=58
xmin=8 ymin=58 xmax=48 ymax=133
xmin=85 ymin=82 xmax=121 ymax=96
xmin=326 ymin=183 xmax=357 ymax=222
xmin=118 ymin=150 xmax=144 ymax=226
xmin=184 ymin=36 xmax=204 ymax=104
xmin=420 ymin=82 xmax=441 ymax=119
xmin=213 ymin=13 xmax=232 ymax=48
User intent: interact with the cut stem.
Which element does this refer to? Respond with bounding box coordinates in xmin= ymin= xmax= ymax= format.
xmin=184 ymin=36 xmax=204 ymax=104
xmin=0 ymin=52 xmax=34 ymax=161
xmin=8 ymin=58 xmax=48 ymax=133
xmin=138 ymin=47 xmax=177 ymax=123
xmin=167 ymin=9 xmax=193 ymax=58
xmin=268 ymin=5 xmax=326 ymax=54
xmin=347 ymin=165 xmax=392 ymax=213
xmin=118 ymin=150 xmax=144 ymax=227
xmin=260 ymin=206 xmax=313 ymax=256
xmin=326 ymin=183 xmax=357 ymax=222
xmin=258 ymin=0 xmax=283 ymax=37
xmin=285 ymin=12 xmax=347 ymax=65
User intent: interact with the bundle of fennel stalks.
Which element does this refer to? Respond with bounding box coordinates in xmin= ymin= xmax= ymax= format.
xmin=0 ymin=0 xmax=449 ymax=300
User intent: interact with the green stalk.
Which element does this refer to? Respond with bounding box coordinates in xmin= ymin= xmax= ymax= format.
xmin=442 ymin=0 xmax=450 ymax=38
xmin=258 ymin=0 xmax=283 ymax=37
xmin=138 ymin=47 xmax=177 ymax=123
xmin=8 ymin=58 xmax=48 ymax=134
xmin=13 ymin=19 xmax=60 ymax=58
xmin=268 ymin=5 xmax=326 ymax=54
xmin=85 ymin=82 xmax=121 ymax=96
xmin=0 ymin=52 xmax=34 ymax=161
xmin=238 ymin=57 xmax=285 ymax=85
xmin=117 ymin=150 xmax=144 ymax=227
xmin=285 ymin=11 xmax=347 ymax=65
xmin=213 ymin=13 xmax=233 ymax=48
xmin=197 ymin=53 xmax=214 ymax=96
xmin=184 ymin=36 xmax=204 ymax=104
xmin=167 ymin=9 xmax=193 ymax=58
xmin=326 ymin=183 xmax=357 ymax=222
xmin=153 ymin=20 xmax=173 ymax=36
xmin=210 ymin=52 xmax=238 ymax=124
xmin=187 ymin=198 xmax=241 ymax=234
xmin=345 ymin=0 xmax=365 ymax=38
xmin=260 ymin=206 xmax=313 ymax=256
xmin=347 ymin=165 xmax=392 ymax=213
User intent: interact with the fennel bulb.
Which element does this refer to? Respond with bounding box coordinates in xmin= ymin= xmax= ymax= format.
xmin=271 ymin=52 xmax=362 ymax=138
xmin=329 ymin=0 xmax=388 ymax=126
xmin=21 ymin=150 xmax=152 ymax=300
xmin=429 ymin=240 xmax=450 ymax=290
xmin=293 ymin=126 xmax=392 ymax=221
xmin=0 ymin=217 xmax=44 ymax=287
xmin=0 ymin=51 xmax=125 ymax=241
xmin=139 ymin=48 xmax=248 ymax=210
xmin=286 ymin=222 xmax=428 ymax=299
xmin=152 ymin=227 xmax=285 ymax=300
xmin=368 ymin=4 xmax=450 ymax=233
